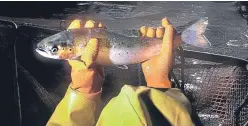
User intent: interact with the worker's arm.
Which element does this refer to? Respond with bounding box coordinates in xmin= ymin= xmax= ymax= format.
xmin=47 ymin=20 xmax=104 ymax=126
xmin=46 ymin=86 xmax=102 ymax=126
xmin=140 ymin=18 xmax=195 ymax=125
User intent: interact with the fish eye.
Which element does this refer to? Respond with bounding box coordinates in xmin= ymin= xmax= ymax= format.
xmin=68 ymin=48 xmax=72 ymax=52
xmin=51 ymin=46 xmax=58 ymax=53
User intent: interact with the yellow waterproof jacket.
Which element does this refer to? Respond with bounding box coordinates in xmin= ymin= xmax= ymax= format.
xmin=47 ymin=85 xmax=194 ymax=126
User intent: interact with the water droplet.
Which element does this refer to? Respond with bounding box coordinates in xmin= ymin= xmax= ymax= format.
xmin=193 ymin=61 xmax=198 ymax=64
xmin=191 ymin=73 xmax=197 ymax=77
xmin=146 ymin=66 xmax=150 ymax=72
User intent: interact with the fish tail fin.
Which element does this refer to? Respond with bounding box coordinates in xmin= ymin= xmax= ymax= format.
xmin=181 ymin=17 xmax=211 ymax=48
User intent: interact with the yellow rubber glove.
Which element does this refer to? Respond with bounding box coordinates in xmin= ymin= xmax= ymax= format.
xmin=67 ymin=19 xmax=105 ymax=97
xmin=140 ymin=18 xmax=175 ymax=88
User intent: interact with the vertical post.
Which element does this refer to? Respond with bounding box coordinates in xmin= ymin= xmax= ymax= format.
xmin=13 ymin=33 xmax=22 ymax=126
xmin=12 ymin=21 xmax=22 ymax=126
xmin=0 ymin=20 xmax=21 ymax=126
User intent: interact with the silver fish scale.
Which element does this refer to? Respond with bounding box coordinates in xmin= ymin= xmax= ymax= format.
xmin=104 ymin=30 xmax=151 ymax=49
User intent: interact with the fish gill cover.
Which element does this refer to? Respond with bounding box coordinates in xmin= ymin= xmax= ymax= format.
xmin=1 ymin=1 xmax=248 ymax=126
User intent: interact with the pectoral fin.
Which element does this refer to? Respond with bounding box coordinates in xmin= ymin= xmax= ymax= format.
xmin=115 ymin=65 xmax=128 ymax=69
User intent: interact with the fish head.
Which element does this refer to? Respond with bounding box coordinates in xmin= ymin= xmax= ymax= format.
xmin=36 ymin=30 xmax=78 ymax=60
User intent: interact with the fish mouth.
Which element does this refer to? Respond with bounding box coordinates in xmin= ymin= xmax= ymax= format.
xmin=37 ymin=47 xmax=45 ymax=52
xmin=36 ymin=48 xmax=59 ymax=59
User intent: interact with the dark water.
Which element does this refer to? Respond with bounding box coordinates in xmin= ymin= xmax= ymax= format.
xmin=0 ymin=2 xmax=78 ymax=18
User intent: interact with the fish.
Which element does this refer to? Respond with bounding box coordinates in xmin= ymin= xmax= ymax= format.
xmin=36 ymin=17 xmax=211 ymax=69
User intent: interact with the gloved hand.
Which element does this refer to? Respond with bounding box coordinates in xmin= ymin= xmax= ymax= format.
xmin=67 ymin=19 xmax=105 ymax=97
xmin=140 ymin=18 xmax=175 ymax=88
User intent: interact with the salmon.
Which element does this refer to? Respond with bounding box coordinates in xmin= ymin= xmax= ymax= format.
xmin=36 ymin=17 xmax=211 ymax=68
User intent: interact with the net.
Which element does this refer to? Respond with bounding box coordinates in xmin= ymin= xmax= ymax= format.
xmin=173 ymin=59 xmax=248 ymax=126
